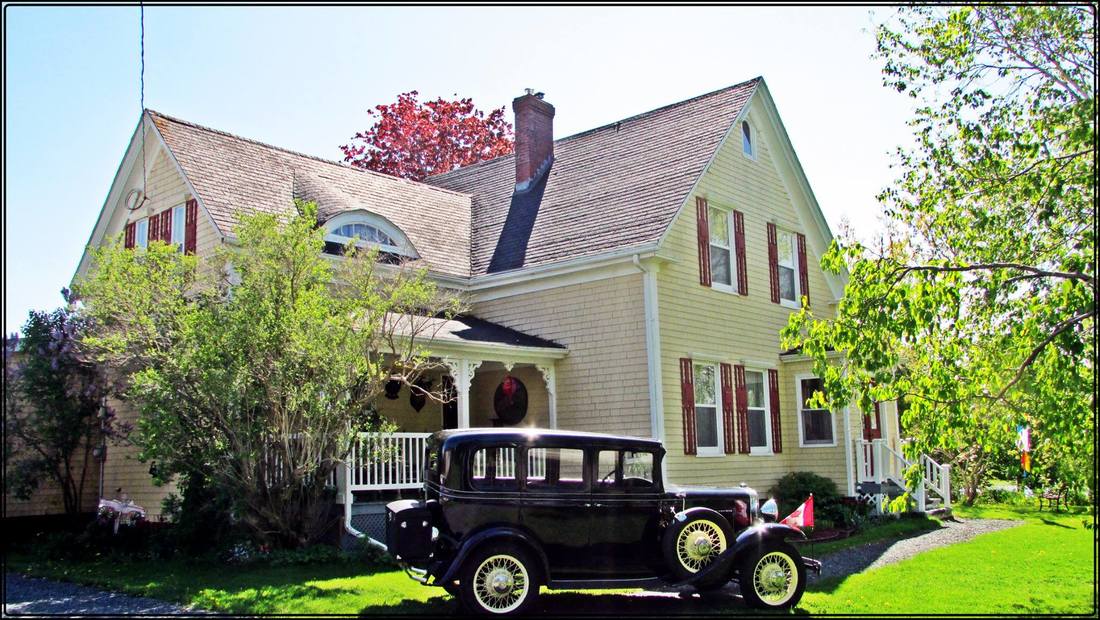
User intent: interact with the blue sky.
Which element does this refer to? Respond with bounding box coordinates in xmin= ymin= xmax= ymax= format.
xmin=4 ymin=5 xmax=916 ymax=334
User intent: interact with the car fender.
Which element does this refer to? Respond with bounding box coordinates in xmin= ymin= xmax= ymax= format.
xmin=437 ymin=525 xmax=551 ymax=585
xmin=730 ymin=523 xmax=806 ymax=557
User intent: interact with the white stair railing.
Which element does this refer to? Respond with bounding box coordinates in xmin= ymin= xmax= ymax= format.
xmin=920 ymin=454 xmax=952 ymax=509
xmin=854 ymin=439 xmax=875 ymax=482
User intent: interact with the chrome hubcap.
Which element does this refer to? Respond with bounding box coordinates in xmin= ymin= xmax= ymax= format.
xmin=488 ymin=568 xmax=513 ymax=594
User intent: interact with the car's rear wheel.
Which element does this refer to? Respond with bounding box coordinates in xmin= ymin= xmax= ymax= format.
xmin=662 ymin=510 xmax=731 ymax=588
xmin=458 ymin=543 xmax=541 ymax=615
xmin=737 ymin=541 xmax=806 ymax=610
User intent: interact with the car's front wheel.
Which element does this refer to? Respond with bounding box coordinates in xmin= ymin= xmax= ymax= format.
xmin=458 ymin=543 xmax=542 ymax=615
xmin=737 ymin=541 xmax=806 ymax=610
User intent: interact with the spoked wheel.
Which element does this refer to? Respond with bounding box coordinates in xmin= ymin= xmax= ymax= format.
xmin=737 ymin=541 xmax=806 ymax=610
xmin=458 ymin=544 xmax=541 ymax=615
xmin=676 ymin=519 xmax=727 ymax=572
xmin=662 ymin=510 xmax=732 ymax=589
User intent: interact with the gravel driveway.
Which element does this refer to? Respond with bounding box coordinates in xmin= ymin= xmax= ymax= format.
xmin=809 ymin=516 xmax=1022 ymax=581
xmin=4 ymin=573 xmax=195 ymax=615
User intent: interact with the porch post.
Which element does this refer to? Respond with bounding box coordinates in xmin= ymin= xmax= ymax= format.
xmin=536 ymin=363 xmax=557 ymax=429
xmin=443 ymin=358 xmax=482 ymax=429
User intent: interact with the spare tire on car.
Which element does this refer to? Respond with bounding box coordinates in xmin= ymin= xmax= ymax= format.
xmin=661 ymin=507 xmax=733 ymax=589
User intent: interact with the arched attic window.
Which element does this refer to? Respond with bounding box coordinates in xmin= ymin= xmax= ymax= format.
xmin=741 ymin=121 xmax=756 ymax=159
xmin=322 ymin=210 xmax=419 ymax=264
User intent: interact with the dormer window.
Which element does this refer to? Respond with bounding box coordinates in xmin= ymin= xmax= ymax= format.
xmin=330 ymin=223 xmax=397 ymax=248
xmin=742 ymin=121 xmax=755 ymax=159
xmin=322 ymin=210 xmax=418 ymax=262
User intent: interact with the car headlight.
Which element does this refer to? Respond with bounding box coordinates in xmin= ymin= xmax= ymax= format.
xmin=760 ymin=498 xmax=779 ymax=522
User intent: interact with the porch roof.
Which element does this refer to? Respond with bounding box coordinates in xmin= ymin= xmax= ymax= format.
xmin=398 ymin=314 xmax=567 ymax=361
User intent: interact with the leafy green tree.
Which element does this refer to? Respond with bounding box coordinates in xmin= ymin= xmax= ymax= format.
xmin=782 ymin=6 xmax=1095 ymax=499
xmin=4 ymin=296 xmax=122 ymax=517
xmin=76 ymin=200 xmax=463 ymax=547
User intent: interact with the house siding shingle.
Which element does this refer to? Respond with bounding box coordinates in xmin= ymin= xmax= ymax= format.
xmin=473 ymin=275 xmax=651 ymax=438
xmin=655 ymin=103 xmax=860 ymax=493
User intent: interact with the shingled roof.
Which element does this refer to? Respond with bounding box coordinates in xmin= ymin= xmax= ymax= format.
xmin=424 ymin=78 xmax=759 ymax=275
xmin=149 ymin=111 xmax=474 ymax=277
xmin=147 ymin=77 xmax=759 ymax=279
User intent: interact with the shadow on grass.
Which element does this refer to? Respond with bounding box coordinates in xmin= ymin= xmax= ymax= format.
xmin=359 ymin=587 xmax=807 ymax=616
xmin=1038 ymin=518 xmax=1075 ymax=529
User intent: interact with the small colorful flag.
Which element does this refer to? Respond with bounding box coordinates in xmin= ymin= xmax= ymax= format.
xmin=780 ymin=494 xmax=814 ymax=529
xmin=1017 ymin=425 xmax=1032 ymax=473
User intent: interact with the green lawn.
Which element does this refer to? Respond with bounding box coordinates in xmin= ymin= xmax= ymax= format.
xmin=6 ymin=504 xmax=1095 ymax=615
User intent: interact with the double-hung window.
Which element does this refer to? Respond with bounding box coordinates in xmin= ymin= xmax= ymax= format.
xmin=797 ymin=376 xmax=835 ymax=446
xmin=171 ymin=205 xmax=186 ymax=250
xmin=693 ymin=363 xmax=724 ymax=455
xmin=708 ymin=207 xmax=735 ymax=291
xmin=744 ymin=369 xmax=772 ymax=454
xmin=135 ymin=217 xmax=149 ymax=249
xmin=777 ymin=229 xmax=799 ymax=306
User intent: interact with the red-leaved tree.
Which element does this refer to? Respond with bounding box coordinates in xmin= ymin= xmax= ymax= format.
xmin=341 ymin=91 xmax=514 ymax=181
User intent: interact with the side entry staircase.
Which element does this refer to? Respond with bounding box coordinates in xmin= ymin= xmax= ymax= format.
xmin=854 ymin=439 xmax=951 ymax=514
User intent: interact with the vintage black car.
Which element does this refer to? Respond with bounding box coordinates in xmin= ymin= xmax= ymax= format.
xmin=386 ymin=429 xmax=817 ymax=615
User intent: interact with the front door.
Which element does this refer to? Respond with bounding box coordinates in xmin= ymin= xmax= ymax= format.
xmin=864 ymin=402 xmax=883 ymax=440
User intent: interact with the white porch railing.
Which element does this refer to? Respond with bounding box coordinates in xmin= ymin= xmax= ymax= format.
xmin=853 ymin=438 xmax=951 ymax=512
xmin=346 ymin=432 xmax=432 ymax=492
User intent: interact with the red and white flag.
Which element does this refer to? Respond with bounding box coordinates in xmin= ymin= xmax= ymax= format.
xmin=780 ymin=494 xmax=814 ymax=529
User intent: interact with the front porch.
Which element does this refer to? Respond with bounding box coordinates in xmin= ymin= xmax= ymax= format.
xmin=337 ymin=314 xmax=567 ymax=542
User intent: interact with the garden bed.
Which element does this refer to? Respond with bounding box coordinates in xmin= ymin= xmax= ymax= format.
xmin=790 ymin=527 xmax=854 ymax=544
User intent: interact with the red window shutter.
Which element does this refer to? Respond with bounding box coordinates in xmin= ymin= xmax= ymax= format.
xmin=184 ymin=199 xmax=198 ymax=255
xmin=696 ymin=197 xmax=711 ymax=287
xmin=797 ymin=233 xmax=809 ymax=307
xmin=734 ymin=365 xmax=750 ymax=454
xmin=720 ymin=363 xmax=735 ymax=454
xmin=769 ymin=368 xmax=782 ymax=453
xmin=163 ymin=209 xmax=173 ymax=244
xmin=733 ymin=210 xmax=747 ymax=295
xmin=767 ymin=223 xmax=780 ymax=303
xmin=124 ymin=222 xmax=136 ymax=249
xmin=679 ymin=358 xmax=697 ymax=455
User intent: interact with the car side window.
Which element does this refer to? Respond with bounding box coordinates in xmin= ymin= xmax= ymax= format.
xmin=470 ymin=446 xmax=519 ymax=491
xmin=596 ymin=450 xmax=621 ymax=490
xmin=595 ymin=449 xmax=655 ymax=492
xmin=525 ymin=447 xmax=586 ymax=493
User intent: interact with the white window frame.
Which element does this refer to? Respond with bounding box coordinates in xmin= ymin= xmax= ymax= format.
xmin=744 ymin=368 xmax=773 ymax=456
xmin=693 ymin=362 xmax=725 ymax=457
xmin=171 ymin=205 xmax=186 ymax=251
xmin=323 ymin=210 xmax=418 ymax=259
xmin=777 ymin=228 xmax=801 ymax=309
xmin=707 ymin=207 xmax=738 ymax=294
xmin=796 ymin=374 xmax=836 ymax=448
xmin=135 ymin=217 xmax=149 ymax=249
xmin=742 ymin=121 xmax=756 ymax=160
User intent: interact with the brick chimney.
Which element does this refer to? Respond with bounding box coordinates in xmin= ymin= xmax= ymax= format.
xmin=512 ymin=89 xmax=555 ymax=192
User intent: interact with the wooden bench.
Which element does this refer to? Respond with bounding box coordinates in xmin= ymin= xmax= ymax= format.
xmin=1037 ymin=485 xmax=1068 ymax=511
